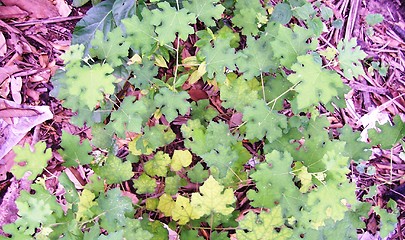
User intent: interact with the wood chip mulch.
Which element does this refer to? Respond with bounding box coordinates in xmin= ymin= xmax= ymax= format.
xmin=0 ymin=0 xmax=404 ymax=238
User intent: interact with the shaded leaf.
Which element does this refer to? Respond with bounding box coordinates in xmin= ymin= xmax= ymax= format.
xmin=270 ymin=3 xmax=292 ymax=24
xmin=96 ymin=188 xmax=134 ymax=232
xmin=236 ymin=206 xmax=293 ymax=239
xmin=94 ymin=155 xmax=133 ymax=184
xmin=122 ymin=8 xmax=157 ymax=54
xmin=154 ymin=87 xmax=190 ymax=122
xmin=59 ymin=131 xmax=93 ymax=167
xmin=200 ymin=38 xmax=238 ymax=83
xmin=187 ymin=163 xmax=209 ymax=183
xmin=232 ymin=0 xmax=266 ymax=35
xmin=270 ymin=24 xmax=318 ymax=68
xmin=368 ymin=115 xmax=405 ymax=149
xmin=339 ymin=125 xmax=371 ymax=162
xmin=242 ymin=99 xmax=287 ymax=142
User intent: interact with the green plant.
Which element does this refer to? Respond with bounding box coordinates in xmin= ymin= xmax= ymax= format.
xmin=4 ymin=0 xmax=401 ymax=239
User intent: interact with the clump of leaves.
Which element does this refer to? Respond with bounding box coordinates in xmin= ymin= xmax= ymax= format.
xmin=6 ymin=0 xmax=401 ymax=239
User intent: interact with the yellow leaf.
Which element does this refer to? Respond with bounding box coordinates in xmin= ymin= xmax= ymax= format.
xmin=157 ymin=193 xmax=175 ymax=217
xmin=172 ymin=195 xmax=200 ymax=225
xmin=155 ymin=54 xmax=168 ymax=68
xmin=191 ymin=176 xmax=235 ymax=217
xmin=296 ymin=166 xmax=312 ymax=193
xmin=128 ymin=135 xmax=153 ymax=156
xmin=182 ymin=56 xmax=199 ymax=68
xmin=171 ymin=150 xmax=192 ymax=171
xmin=76 ymin=189 xmax=97 ymax=221
xmin=128 ymin=54 xmax=142 ymax=65
xmin=188 ymin=62 xmax=207 ymax=84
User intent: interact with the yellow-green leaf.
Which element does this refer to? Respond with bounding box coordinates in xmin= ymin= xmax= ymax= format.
xmin=157 ymin=194 xmax=175 ymax=217
xmin=171 ymin=150 xmax=192 ymax=171
xmin=76 ymin=189 xmax=97 ymax=222
xmin=190 ymin=176 xmax=235 ymax=218
xmin=296 ymin=165 xmax=312 ymax=193
xmin=172 ymin=196 xmax=200 ymax=225
xmin=11 ymin=142 xmax=52 ymax=181
xmin=144 ymin=151 xmax=171 ymax=177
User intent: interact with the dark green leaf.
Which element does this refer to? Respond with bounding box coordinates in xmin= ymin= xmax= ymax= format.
xmin=270 ymin=3 xmax=292 ymax=24
xmin=72 ymin=0 xmax=115 ymax=52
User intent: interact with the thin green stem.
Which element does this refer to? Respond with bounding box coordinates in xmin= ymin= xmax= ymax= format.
xmin=172 ymin=36 xmax=181 ymax=90
xmin=267 ymin=81 xmax=300 ymax=110
xmin=260 ymin=72 xmax=266 ymax=100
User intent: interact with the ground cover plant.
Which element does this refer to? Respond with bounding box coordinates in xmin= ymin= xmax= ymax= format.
xmin=1 ymin=0 xmax=404 ymax=239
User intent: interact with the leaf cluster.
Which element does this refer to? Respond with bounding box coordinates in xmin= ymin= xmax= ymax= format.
xmin=8 ymin=0 xmax=402 ymax=239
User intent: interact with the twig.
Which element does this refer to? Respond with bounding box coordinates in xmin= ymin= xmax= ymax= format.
xmin=0 ymin=19 xmax=19 ymax=34
xmin=344 ymin=0 xmax=361 ymax=40
xmin=349 ymin=82 xmax=389 ymax=95
xmin=8 ymin=16 xmax=83 ymax=27
xmin=13 ymin=69 xmax=46 ymax=77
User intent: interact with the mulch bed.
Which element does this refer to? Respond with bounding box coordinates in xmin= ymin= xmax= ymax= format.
xmin=0 ymin=0 xmax=404 ymax=238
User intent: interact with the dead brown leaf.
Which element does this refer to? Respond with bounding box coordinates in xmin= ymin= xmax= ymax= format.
xmin=0 ymin=5 xmax=29 ymax=19
xmin=0 ymin=99 xmax=53 ymax=160
xmin=25 ymin=88 xmax=40 ymax=102
xmin=10 ymin=76 xmax=22 ymax=104
xmin=54 ymin=0 xmax=72 ymax=17
xmin=0 ymin=32 xmax=6 ymax=56
xmin=0 ymin=78 xmax=10 ymax=98
xmin=0 ymin=65 xmax=20 ymax=83
xmin=1 ymin=0 xmax=60 ymax=19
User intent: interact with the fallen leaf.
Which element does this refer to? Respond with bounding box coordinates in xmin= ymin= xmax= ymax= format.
xmin=0 ymin=150 xmax=15 ymax=181
xmin=0 ymin=108 xmax=40 ymax=119
xmin=50 ymin=40 xmax=71 ymax=51
xmin=0 ymin=65 xmax=20 ymax=84
xmin=1 ymin=0 xmax=59 ymax=19
xmin=39 ymin=54 xmax=49 ymax=68
xmin=188 ymin=89 xmax=208 ymax=101
xmin=0 ymin=177 xmax=31 ymax=231
xmin=54 ymin=0 xmax=72 ymax=17
xmin=10 ymin=76 xmax=22 ymax=104
xmin=0 ymin=77 xmax=10 ymax=99
xmin=0 ymin=99 xmax=53 ymax=160
xmin=0 ymin=5 xmax=29 ymax=19
xmin=122 ymin=191 xmax=139 ymax=205
xmin=25 ymin=88 xmax=40 ymax=101
xmin=0 ymin=32 xmax=7 ymax=56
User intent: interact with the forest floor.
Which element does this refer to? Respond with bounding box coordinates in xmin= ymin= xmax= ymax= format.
xmin=0 ymin=0 xmax=405 ymax=239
